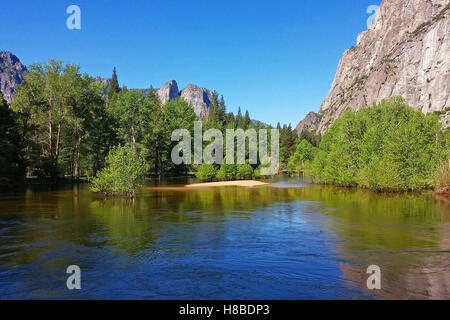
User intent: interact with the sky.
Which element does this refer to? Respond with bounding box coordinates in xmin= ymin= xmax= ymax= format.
xmin=1 ymin=0 xmax=381 ymax=127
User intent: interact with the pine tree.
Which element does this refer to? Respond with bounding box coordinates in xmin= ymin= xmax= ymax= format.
xmin=108 ymin=67 xmax=120 ymax=102
xmin=219 ymin=95 xmax=226 ymax=124
xmin=244 ymin=109 xmax=251 ymax=129
xmin=236 ymin=107 xmax=243 ymax=128
xmin=147 ymin=85 xmax=159 ymax=107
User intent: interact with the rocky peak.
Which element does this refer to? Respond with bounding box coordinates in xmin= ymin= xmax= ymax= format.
xmin=180 ymin=84 xmax=213 ymax=119
xmin=156 ymin=80 xmax=180 ymax=105
xmin=295 ymin=112 xmax=321 ymax=136
xmin=0 ymin=51 xmax=27 ymax=104
xmin=297 ymin=0 xmax=450 ymax=135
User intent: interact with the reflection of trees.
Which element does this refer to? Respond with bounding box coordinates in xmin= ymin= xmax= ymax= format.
xmin=296 ymin=184 xmax=450 ymax=299
xmin=1 ymin=180 xmax=450 ymax=299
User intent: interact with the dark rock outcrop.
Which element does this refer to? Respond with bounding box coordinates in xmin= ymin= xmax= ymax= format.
xmin=295 ymin=112 xmax=321 ymax=136
xmin=0 ymin=51 xmax=27 ymax=104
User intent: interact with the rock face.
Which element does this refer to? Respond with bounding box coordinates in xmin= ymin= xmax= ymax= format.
xmin=152 ymin=80 xmax=213 ymax=119
xmin=0 ymin=51 xmax=27 ymax=104
xmin=297 ymin=0 xmax=450 ymax=135
xmin=180 ymin=84 xmax=213 ymax=119
xmin=295 ymin=112 xmax=322 ymax=136
xmin=156 ymin=80 xmax=180 ymax=105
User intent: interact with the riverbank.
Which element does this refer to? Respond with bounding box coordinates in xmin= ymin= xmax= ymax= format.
xmin=185 ymin=180 xmax=269 ymax=188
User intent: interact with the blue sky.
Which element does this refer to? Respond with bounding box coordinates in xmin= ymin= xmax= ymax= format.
xmin=1 ymin=0 xmax=381 ymax=126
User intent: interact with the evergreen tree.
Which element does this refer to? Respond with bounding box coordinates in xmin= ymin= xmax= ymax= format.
xmin=219 ymin=95 xmax=227 ymax=124
xmin=244 ymin=110 xmax=251 ymax=129
xmin=108 ymin=67 xmax=120 ymax=102
xmin=236 ymin=107 xmax=244 ymax=128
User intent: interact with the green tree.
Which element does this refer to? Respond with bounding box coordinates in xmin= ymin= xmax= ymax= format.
xmin=108 ymin=90 xmax=151 ymax=151
xmin=108 ymin=67 xmax=120 ymax=103
xmin=90 ymin=145 xmax=148 ymax=198
xmin=162 ymin=98 xmax=198 ymax=175
xmin=312 ymin=97 xmax=449 ymax=190
xmin=12 ymin=60 xmax=100 ymax=179
xmin=0 ymin=92 xmax=24 ymax=184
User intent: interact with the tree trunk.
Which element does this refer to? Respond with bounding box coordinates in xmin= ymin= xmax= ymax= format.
xmin=48 ymin=110 xmax=53 ymax=156
xmin=74 ymin=134 xmax=81 ymax=179
xmin=55 ymin=123 xmax=62 ymax=160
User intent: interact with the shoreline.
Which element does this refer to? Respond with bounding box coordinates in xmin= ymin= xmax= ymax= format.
xmin=185 ymin=180 xmax=269 ymax=188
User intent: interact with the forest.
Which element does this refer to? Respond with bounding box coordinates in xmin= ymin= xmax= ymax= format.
xmin=0 ymin=59 xmax=298 ymax=192
xmin=1 ymin=59 xmax=449 ymax=194
xmin=287 ymin=97 xmax=450 ymax=191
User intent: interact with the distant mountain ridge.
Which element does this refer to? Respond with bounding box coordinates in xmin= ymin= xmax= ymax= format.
xmin=140 ymin=80 xmax=214 ymax=119
xmin=0 ymin=52 xmax=265 ymax=124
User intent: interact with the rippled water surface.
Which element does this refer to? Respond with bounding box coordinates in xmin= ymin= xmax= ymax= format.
xmin=0 ymin=177 xmax=449 ymax=299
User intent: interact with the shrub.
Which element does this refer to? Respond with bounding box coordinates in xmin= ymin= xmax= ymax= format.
xmin=236 ymin=164 xmax=253 ymax=179
xmin=90 ymin=145 xmax=148 ymax=198
xmin=216 ymin=163 xmax=237 ymax=181
xmin=196 ymin=163 xmax=217 ymax=182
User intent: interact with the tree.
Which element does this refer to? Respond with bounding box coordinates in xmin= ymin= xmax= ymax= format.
xmin=162 ymin=98 xmax=198 ymax=175
xmin=108 ymin=67 xmax=120 ymax=103
xmin=287 ymin=139 xmax=316 ymax=175
xmin=12 ymin=60 xmax=98 ymax=179
xmin=311 ymin=97 xmax=449 ymax=190
xmin=0 ymin=92 xmax=24 ymax=184
xmin=90 ymin=145 xmax=148 ymax=198
xmin=145 ymin=85 xmax=165 ymax=178
xmin=244 ymin=110 xmax=251 ymax=129
xmin=108 ymin=90 xmax=151 ymax=151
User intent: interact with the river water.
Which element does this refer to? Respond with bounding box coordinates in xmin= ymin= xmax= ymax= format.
xmin=0 ymin=177 xmax=449 ymax=299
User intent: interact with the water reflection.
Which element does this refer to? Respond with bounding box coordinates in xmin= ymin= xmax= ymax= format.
xmin=0 ymin=179 xmax=449 ymax=299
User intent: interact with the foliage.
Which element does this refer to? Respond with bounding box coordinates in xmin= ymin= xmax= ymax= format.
xmin=0 ymin=92 xmax=24 ymax=184
xmin=195 ymin=163 xmax=217 ymax=182
xmin=311 ymin=98 xmax=449 ymax=190
xmin=216 ymin=162 xmax=237 ymax=181
xmin=287 ymin=139 xmax=317 ymax=175
xmin=90 ymin=145 xmax=147 ymax=197
xmin=11 ymin=60 xmax=107 ymax=180
xmin=236 ymin=163 xmax=254 ymax=179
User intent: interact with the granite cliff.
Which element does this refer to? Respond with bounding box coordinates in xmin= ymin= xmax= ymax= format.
xmin=0 ymin=52 xmax=27 ymax=104
xmin=297 ymin=0 xmax=450 ymax=135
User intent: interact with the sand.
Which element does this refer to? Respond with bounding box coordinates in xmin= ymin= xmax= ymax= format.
xmin=185 ymin=180 xmax=269 ymax=188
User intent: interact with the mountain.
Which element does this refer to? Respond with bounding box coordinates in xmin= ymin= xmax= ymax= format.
xmin=0 ymin=51 xmax=27 ymax=104
xmin=297 ymin=0 xmax=450 ymax=136
xmin=141 ymin=80 xmax=213 ymax=119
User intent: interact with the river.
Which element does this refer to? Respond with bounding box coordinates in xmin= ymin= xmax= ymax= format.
xmin=0 ymin=177 xmax=449 ymax=299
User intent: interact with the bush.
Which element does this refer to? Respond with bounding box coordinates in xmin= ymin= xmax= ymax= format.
xmin=236 ymin=163 xmax=253 ymax=179
xmin=90 ymin=145 xmax=148 ymax=198
xmin=216 ymin=163 xmax=237 ymax=181
xmin=196 ymin=163 xmax=217 ymax=182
